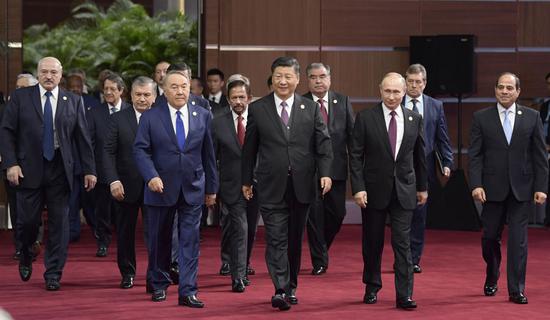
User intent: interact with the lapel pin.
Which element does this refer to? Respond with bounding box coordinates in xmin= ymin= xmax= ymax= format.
xmin=191 ymin=101 xmax=196 ymax=105
xmin=408 ymin=116 xmax=413 ymax=121
xmin=517 ymin=110 xmax=522 ymax=115
xmin=300 ymin=104 xmax=305 ymax=110
xmin=333 ymin=99 xmax=337 ymax=104
xmin=63 ymin=96 xmax=67 ymax=101
xmin=192 ymin=111 xmax=197 ymax=116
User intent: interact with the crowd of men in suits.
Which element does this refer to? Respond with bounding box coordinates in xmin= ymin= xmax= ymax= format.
xmin=0 ymin=55 xmax=547 ymax=311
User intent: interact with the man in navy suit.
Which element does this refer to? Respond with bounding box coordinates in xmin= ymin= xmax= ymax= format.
xmin=0 ymin=57 xmax=96 ymax=291
xmin=403 ymin=64 xmax=453 ymax=273
xmin=469 ymin=72 xmax=548 ymax=304
xmin=134 ymin=70 xmax=218 ymax=307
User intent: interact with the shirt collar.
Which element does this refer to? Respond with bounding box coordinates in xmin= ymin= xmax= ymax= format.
xmin=406 ymin=94 xmax=423 ymax=105
xmin=108 ymin=99 xmax=122 ymax=110
xmin=168 ymin=103 xmax=187 ymax=115
xmin=497 ymin=103 xmax=516 ymax=114
xmin=39 ymin=84 xmax=59 ymax=100
xmin=209 ymin=91 xmax=222 ymax=102
xmin=313 ymin=92 xmax=329 ymax=104
xmin=382 ymin=103 xmax=403 ymax=117
xmin=274 ymin=93 xmax=294 ymax=110
xmin=232 ymin=108 xmax=248 ymax=121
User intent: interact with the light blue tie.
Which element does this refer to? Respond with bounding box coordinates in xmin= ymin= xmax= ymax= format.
xmin=503 ymin=109 xmax=512 ymax=144
xmin=176 ymin=110 xmax=186 ymax=151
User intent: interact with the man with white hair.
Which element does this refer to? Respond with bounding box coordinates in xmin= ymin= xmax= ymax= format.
xmin=0 ymin=57 xmax=97 ymax=291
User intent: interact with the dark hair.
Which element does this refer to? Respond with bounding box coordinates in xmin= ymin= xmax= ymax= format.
xmin=207 ymin=68 xmax=225 ymax=80
xmin=495 ymin=72 xmax=521 ymax=90
xmin=267 ymin=75 xmax=273 ymax=89
xmin=167 ymin=62 xmax=192 ymax=77
xmin=103 ymin=73 xmax=125 ymax=91
xmin=271 ymin=57 xmax=300 ymax=75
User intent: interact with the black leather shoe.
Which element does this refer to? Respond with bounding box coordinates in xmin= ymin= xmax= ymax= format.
xmin=152 ymin=289 xmax=166 ymax=302
xmin=179 ymin=295 xmax=204 ymax=308
xmin=271 ymin=293 xmax=291 ymax=311
xmin=120 ymin=275 xmax=134 ymax=289
xmin=219 ymin=263 xmax=231 ymax=276
xmin=45 ymin=279 xmax=60 ymax=291
xmin=13 ymin=250 xmax=21 ymax=260
xmin=311 ymin=266 xmax=327 ymax=275
xmin=484 ymin=284 xmax=498 ymax=296
xmin=96 ymin=246 xmax=107 ymax=257
xmin=232 ymin=279 xmax=246 ymax=293
xmin=509 ymin=293 xmax=528 ymax=304
xmin=396 ymin=297 xmax=417 ymax=309
xmin=242 ymin=276 xmax=250 ymax=286
xmin=413 ymin=264 xmax=422 ymax=273
xmin=363 ymin=292 xmax=377 ymax=304
xmin=169 ymin=262 xmax=179 ymax=285
xmin=288 ymin=293 xmax=298 ymax=305
xmin=246 ymin=265 xmax=255 ymax=275
xmin=19 ymin=260 xmax=32 ymax=282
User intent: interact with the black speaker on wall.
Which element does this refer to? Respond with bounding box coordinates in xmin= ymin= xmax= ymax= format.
xmin=410 ymin=35 xmax=476 ymax=96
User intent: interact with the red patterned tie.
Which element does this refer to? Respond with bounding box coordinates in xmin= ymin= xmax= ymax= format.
xmin=318 ymin=99 xmax=328 ymax=124
xmin=388 ymin=110 xmax=397 ymax=159
xmin=237 ymin=115 xmax=245 ymax=147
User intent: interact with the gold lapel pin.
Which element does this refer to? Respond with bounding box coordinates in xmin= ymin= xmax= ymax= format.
xmin=192 ymin=111 xmax=198 ymax=116
xmin=408 ymin=116 xmax=413 ymax=121
xmin=333 ymin=99 xmax=337 ymax=104
xmin=300 ymin=104 xmax=305 ymax=109
xmin=63 ymin=96 xmax=67 ymax=101
xmin=191 ymin=101 xmax=196 ymax=105
xmin=517 ymin=110 xmax=522 ymax=115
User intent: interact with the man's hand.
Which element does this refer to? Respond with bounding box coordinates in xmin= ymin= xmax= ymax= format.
xmin=148 ymin=177 xmax=164 ymax=193
xmin=7 ymin=165 xmax=23 ymax=186
xmin=443 ymin=167 xmax=451 ymax=178
xmin=242 ymin=185 xmax=253 ymax=200
xmin=472 ymin=187 xmax=486 ymax=203
xmin=417 ymin=191 xmax=428 ymax=206
xmin=84 ymin=175 xmax=97 ymax=191
xmin=354 ymin=191 xmax=368 ymax=208
xmin=320 ymin=177 xmax=332 ymax=196
xmin=534 ymin=192 xmax=547 ymax=205
xmin=205 ymin=194 xmax=217 ymax=207
xmin=110 ymin=181 xmax=125 ymax=201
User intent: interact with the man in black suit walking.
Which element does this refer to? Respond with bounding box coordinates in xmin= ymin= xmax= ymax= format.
xmin=303 ymin=62 xmax=354 ymax=276
xmin=469 ymin=72 xmax=548 ymax=304
xmin=350 ymin=72 xmax=427 ymax=309
xmin=102 ymin=76 xmax=157 ymax=289
xmin=87 ymin=73 xmax=130 ymax=258
xmin=0 ymin=56 xmax=97 ymax=290
xmin=212 ymin=74 xmax=259 ymax=293
xmin=242 ymin=56 xmax=333 ymax=311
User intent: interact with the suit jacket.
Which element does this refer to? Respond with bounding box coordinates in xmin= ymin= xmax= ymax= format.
xmin=87 ymin=101 xmax=130 ymax=184
xmin=469 ymin=104 xmax=548 ymax=202
xmin=212 ymin=110 xmax=246 ymax=204
xmin=133 ymin=99 xmax=218 ymax=207
xmin=241 ymin=93 xmax=333 ymax=204
xmin=303 ymin=91 xmax=354 ymax=181
xmin=0 ymin=85 xmax=95 ymax=190
xmin=538 ymin=99 xmax=550 ymax=144
xmin=209 ymin=94 xmax=230 ymax=116
xmin=403 ymin=94 xmax=453 ymax=173
xmin=350 ymin=104 xmax=427 ymax=210
xmin=102 ymin=106 xmax=144 ymax=204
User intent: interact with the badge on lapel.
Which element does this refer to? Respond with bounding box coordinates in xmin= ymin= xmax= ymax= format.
xmin=300 ymin=104 xmax=305 ymax=110
xmin=192 ymin=111 xmax=197 ymax=116
xmin=517 ymin=110 xmax=522 ymax=115
xmin=408 ymin=116 xmax=413 ymax=121
xmin=333 ymin=99 xmax=338 ymax=104
xmin=191 ymin=100 xmax=196 ymax=105
xmin=62 ymin=96 xmax=67 ymax=101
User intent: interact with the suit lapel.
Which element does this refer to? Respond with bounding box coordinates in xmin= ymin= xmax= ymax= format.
xmin=184 ymin=103 xmax=199 ymax=152
xmin=397 ymin=107 xmax=413 ymax=161
xmin=510 ymin=105 xmax=524 ymax=146
xmin=55 ymin=89 xmax=69 ymax=131
xmin=374 ymin=104 xmax=394 ymax=159
xmin=224 ymin=111 xmax=241 ymax=152
xmin=490 ymin=106 xmax=510 ymax=146
xmin=266 ymin=93 xmax=289 ymax=140
xmin=124 ymin=107 xmax=138 ymax=136
xmin=159 ymin=103 xmax=179 ymax=148
xmin=31 ymin=85 xmax=43 ymax=121
xmin=328 ymin=91 xmax=336 ymax=132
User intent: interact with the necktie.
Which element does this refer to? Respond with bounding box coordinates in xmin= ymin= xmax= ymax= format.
xmin=176 ymin=110 xmax=186 ymax=150
xmin=388 ymin=110 xmax=397 ymax=159
xmin=43 ymin=91 xmax=55 ymax=161
xmin=210 ymin=96 xmax=216 ymax=103
xmin=237 ymin=115 xmax=245 ymax=147
xmin=318 ymin=99 xmax=328 ymax=124
xmin=503 ymin=109 xmax=512 ymax=144
xmin=280 ymin=101 xmax=289 ymax=126
xmin=411 ymin=99 xmax=419 ymax=113
xmin=110 ymin=106 xmax=117 ymax=114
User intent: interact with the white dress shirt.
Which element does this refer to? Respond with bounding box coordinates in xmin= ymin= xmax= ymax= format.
xmin=39 ymin=84 xmax=60 ymax=149
xmin=208 ymin=91 xmax=222 ymax=104
xmin=382 ymin=103 xmax=404 ymax=160
xmin=497 ymin=103 xmax=516 ymax=131
xmin=274 ymin=94 xmax=294 ymax=119
xmin=134 ymin=107 xmax=142 ymax=124
xmin=314 ymin=92 xmax=330 ymax=114
xmin=404 ymin=94 xmax=424 ymax=117
xmin=232 ymin=108 xmax=248 ymax=134
xmin=168 ymin=103 xmax=190 ymax=138
xmin=108 ymin=99 xmax=122 ymax=114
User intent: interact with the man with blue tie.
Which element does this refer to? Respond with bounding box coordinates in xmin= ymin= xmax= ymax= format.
xmin=0 ymin=57 xmax=97 ymax=291
xmin=469 ymin=72 xmax=548 ymax=304
xmin=134 ymin=70 xmax=218 ymax=307
xmin=403 ymin=64 xmax=453 ymax=273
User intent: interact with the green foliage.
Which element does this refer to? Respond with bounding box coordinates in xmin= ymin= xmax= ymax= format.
xmin=23 ymin=0 xmax=198 ymax=89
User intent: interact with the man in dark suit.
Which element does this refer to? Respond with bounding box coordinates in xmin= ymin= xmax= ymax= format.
xmin=206 ymin=68 xmax=230 ymax=115
xmin=350 ymin=72 xmax=427 ymax=309
xmin=103 ymin=76 xmax=157 ymax=289
xmin=538 ymin=72 xmax=550 ymax=226
xmin=0 ymin=57 xmax=96 ymax=290
xmin=212 ymin=75 xmax=259 ymax=293
xmin=303 ymin=62 xmax=354 ymax=276
xmin=403 ymin=64 xmax=454 ymax=273
xmin=242 ymin=56 xmax=333 ymax=311
xmin=134 ymin=70 xmax=218 ymax=307
xmin=469 ymin=72 xmax=548 ymax=304
xmin=153 ymin=61 xmax=170 ymax=97
xmin=87 ymin=73 xmax=130 ymax=258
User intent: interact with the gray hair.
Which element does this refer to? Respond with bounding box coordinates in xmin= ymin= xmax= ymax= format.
xmin=405 ymin=64 xmax=427 ymax=81
xmin=132 ymin=76 xmax=157 ymax=95
xmin=226 ymin=74 xmax=251 ymax=95
xmin=16 ymin=73 xmax=38 ymax=86
xmin=103 ymin=73 xmax=125 ymax=91
xmin=306 ymin=63 xmax=331 ymax=77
